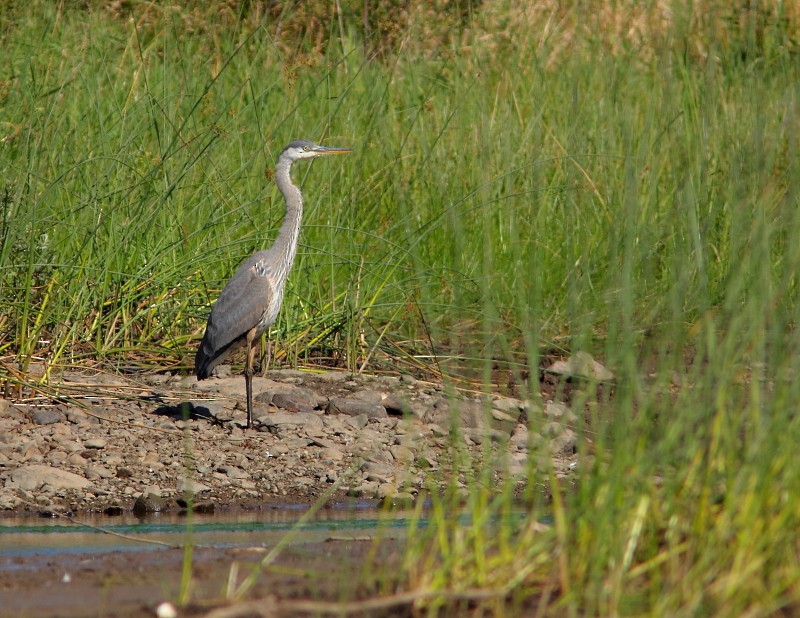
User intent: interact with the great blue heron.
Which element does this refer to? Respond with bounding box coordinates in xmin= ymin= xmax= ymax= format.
xmin=195 ymin=140 xmax=352 ymax=428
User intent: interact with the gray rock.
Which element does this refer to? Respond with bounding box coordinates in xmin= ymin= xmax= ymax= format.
xmin=380 ymin=395 xmax=426 ymax=419
xmin=491 ymin=396 xmax=525 ymax=415
xmin=379 ymin=492 xmax=415 ymax=509
xmin=457 ymin=401 xmax=488 ymax=428
xmin=416 ymin=452 xmax=437 ymax=469
xmin=194 ymin=501 xmax=216 ymax=514
xmin=361 ymin=461 xmax=395 ymax=483
xmin=312 ymin=371 xmax=352 ymax=382
xmin=32 ymin=410 xmax=63 ymax=425
xmin=346 ymin=481 xmax=379 ymax=498
xmin=46 ymin=451 xmax=68 ymax=465
xmin=326 ymin=398 xmax=387 ymax=419
xmin=367 ymin=449 xmax=393 ymax=464
xmin=309 ymin=437 xmax=339 ymax=449
xmin=256 ymin=411 xmax=324 ymax=436
xmin=349 ymin=389 xmax=388 ymax=404
xmin=547 ymin=351 xmax=614 ymax=382
xmin=544 ymin=402 xmax=578 ymax=424
xmin=320 ymin=447 xmax=345 ymax=461
xmin=490 ymin=409 xmax=519 ymax=434
xmin=9 ymin=465 xmax=93 ymax=491
xmin=271 ymin=393 xmax=316 ymax=413
xmin=462 ymin=427 xmax=508 ymax=445
xmin=67 ymin=452 xmax=87 ymax=466
xmin=389 ymin=445 xmax=414 ymax=462
xmin=52 ymin=436 xmax=84 ymax=453
xmin=343 ymin=414 xmax=369 ymax=430
xmin=217 ymin=465 xmax=249 ymax=480
xmin=85 ymin=465 xmax=113 ymax=480
xmin=553 ymin=428 xmax=578 ymax=456
xmin=133 ymin=492 xmax=167 ymax=515
xmin=177 ymin=477 xmax=212 ymax=494
xmin=425 ymin=399 xmax=490 ymax=429
xmin=65 ymin=407 xmax=100 ymax=426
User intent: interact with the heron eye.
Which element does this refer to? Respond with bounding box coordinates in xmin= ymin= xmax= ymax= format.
xmin=303 ymin=146 xmax=309 ymax=151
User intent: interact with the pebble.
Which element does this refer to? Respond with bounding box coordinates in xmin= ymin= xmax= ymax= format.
xmin=546 ymin=351 xmax=614 ymax=382
xmin=326 ymin=398 xmax=387 ymax=419
xmin=31 ymin=410 xmax=63 ymax=425
xmin=132 ymin=493 xmax=166 ymax=515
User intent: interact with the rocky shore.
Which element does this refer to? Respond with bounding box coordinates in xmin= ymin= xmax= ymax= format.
xmin=0 ymin=366 xmax=588 ymax=516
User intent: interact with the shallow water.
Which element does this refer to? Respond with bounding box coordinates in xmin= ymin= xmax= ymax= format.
xmin=0 ymin=502 xmax=413 ymax=561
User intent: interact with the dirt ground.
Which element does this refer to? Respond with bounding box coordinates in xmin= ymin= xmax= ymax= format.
xmin=0 ymin=535 xmax=412 ymax=618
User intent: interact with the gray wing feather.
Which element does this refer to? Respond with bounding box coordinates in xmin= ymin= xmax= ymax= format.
xmin=195 ymin=253 xmax=276 ymax=379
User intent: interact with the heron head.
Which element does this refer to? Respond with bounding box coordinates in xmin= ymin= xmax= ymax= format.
xmin=281 ymin=140 xmax=352 ymax=162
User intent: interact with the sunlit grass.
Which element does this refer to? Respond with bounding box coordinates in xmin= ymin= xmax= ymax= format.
xmin=2 ymin=0 xmax=800 ymax=615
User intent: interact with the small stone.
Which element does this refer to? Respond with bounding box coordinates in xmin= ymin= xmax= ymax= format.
xmin=363 ymin=449 xmax=391 ymax=465
xmin=217 ymin=465 xmax=249 ymax=480
xmin=67 ymin=452 xmax=86 ymax=466
xmin=490 ymin=409 xmax=519 ymax=434
xmin=31 ymin=410 xmax=63 ymax=425
xmin=156 ymin=601 xmax=178 ymax=618
xmin=271 ymin=393 xmax=316 ymax=414
xmin=344 ymin=414 xmax=369 ymax=430
xmin=84 ymin=465 xmax=113 ymax=480
xmin=415 ymin=453 xmax=437 ymax=469
xmin=491 ymin=396 xmax=525 ymax=415
xmin=46 ymin=451 xmax=68 ymax=465
xmin=320 ymin=447 xmax=345 ymax=461
xmin=389 ymin=445 xmax=414 ymax=462
xmin=256 ymin=411 xmax=324 ymax=436
xmin=177 ymin=477 xmax=212 ymax=494
xmin=346 ymin=481 xmax=379 ymax=498
xmin=547 ymin=351 xmax=614 ymax=382
xmin=379 ymin=492 xmax=415 ymax=509
xmin=462 ymin=427 xmax=507 ymax=445
xmin=327 ymin=398 xmax=387 ymax=419
xmin=544 ymin=402 xmax=577 ymax=423
xmin=38 ymin=505 xmax=69 ymax=518
xmin=132 ymin=493 xmax=167 ymax=515
xmin=194 ymin=501 xmax=216 ymax=514
xmin=84 ymin=438 xmax=107 ymax=449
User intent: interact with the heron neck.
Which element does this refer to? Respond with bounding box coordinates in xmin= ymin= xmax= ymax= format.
xmin=273 ymin=158 xmax=303 ymax=282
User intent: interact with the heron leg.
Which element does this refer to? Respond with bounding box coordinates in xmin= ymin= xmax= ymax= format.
xmin=245 ymin=329 xmax=258 ymax=429
xmin=261 ymin=339 xmax=272 ymax=377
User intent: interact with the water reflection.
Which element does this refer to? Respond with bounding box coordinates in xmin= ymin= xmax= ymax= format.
xmin=0 ymin=501 xmax=417 ymax=560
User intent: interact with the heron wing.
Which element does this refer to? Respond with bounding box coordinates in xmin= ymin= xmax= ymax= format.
xmin=195 ymin=253 xmax=276 ymax=379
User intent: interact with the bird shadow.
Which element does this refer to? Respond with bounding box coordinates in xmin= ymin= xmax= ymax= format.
xmin=152 ymin=402 xmax=226 ymax=427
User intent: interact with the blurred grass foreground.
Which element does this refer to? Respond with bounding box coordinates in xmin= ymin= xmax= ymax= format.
xmin=2 ymin=0 xmax=800 ymax=615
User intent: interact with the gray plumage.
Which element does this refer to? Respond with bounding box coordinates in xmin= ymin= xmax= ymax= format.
xmin=195 ymin=140 xmax=352 ymax=428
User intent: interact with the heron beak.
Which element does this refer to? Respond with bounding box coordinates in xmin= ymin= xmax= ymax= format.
xmin=314 ymin=146 xmax=352 ymax=156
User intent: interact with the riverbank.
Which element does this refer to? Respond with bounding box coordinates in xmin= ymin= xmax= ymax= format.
xmin=0 ymin=366 xmax=581 ymax=517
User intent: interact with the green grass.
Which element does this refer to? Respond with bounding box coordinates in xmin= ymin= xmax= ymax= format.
xmin=2 ymin=0 xmax=800 ymax=615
